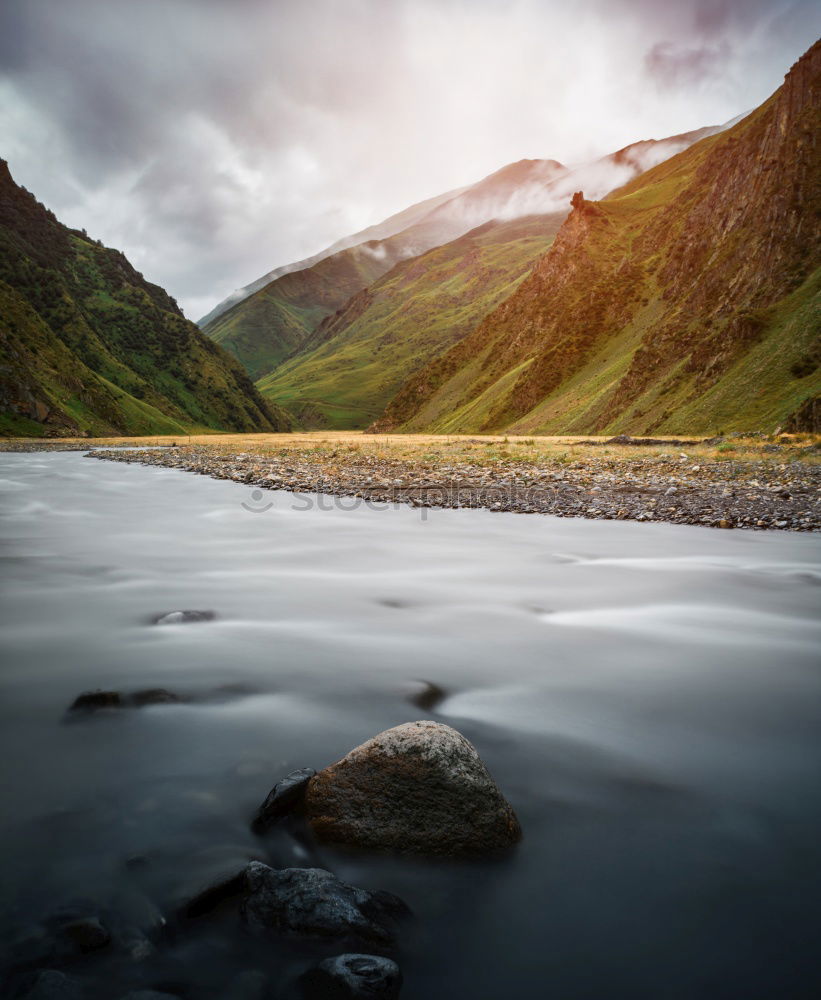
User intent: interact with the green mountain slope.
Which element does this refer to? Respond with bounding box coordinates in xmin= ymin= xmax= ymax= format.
xmin=202 ymin=238 xmax=411 ymax=380
xmin=256 ymin=214 xmax=564 ymax=428
xmin=201 ymin=160 xmax=571 ymax=383
xmin=0 ymin=160 xmax=289 ymax=437
xmin=376 ymin=41 xmax=820 ymax=435
xmin=197 ymin=181 xmax=472 ymax=329
xmin=205 ymin=128 xmax=727 ymax=402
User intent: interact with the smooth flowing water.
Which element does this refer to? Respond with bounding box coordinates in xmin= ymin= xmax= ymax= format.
xmin=1 ymin=451 xmax=819 ymax=999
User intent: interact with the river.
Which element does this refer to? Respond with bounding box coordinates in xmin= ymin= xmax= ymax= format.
xmin=1 ymin=451 xmax=819 ymax=999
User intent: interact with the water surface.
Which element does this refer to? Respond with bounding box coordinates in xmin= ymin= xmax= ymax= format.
xmin=1 ymin=452 xmax=819 ymax=998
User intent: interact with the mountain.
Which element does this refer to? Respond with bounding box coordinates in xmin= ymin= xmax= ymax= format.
xmin=203 ymin=234 xmax=416 ymax=381
xmin=200 ymin=159 xmax=567 ymax=377
xmin=374 ymin=42 xmax=820 ymax=435
xmin=0 ymin=160 xmax=289 ymax=437
xmin=256 ymin=213 xmax=564 ymax=427
xmin=197 ymin=182 xmax=470 ymax=329
xmin=201 ymin=129 xmax=723 ymax=383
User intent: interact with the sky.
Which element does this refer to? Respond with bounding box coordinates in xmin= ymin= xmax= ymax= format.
xmin=1 ymin=0 xmax=818 ymax=320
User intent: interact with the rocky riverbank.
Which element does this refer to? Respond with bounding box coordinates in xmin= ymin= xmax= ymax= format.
xmin=7 ymin=706 xmax=515 ymax=999
xmin=80 ymin=443 xmax=821 ymax=531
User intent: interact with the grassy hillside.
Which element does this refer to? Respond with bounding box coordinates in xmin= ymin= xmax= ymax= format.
xmin=202 ymin=159 xmax=576 ymax=387
xmin=205 ymin=134 xmax=720 ymax=402
xmin=376 ymin=42 xmax=820 ymax=435
xmin=202 ymin=239 xmax=411 ymax=380
xmin=0 ymin=160 xmax=289 ymax=437
xmin=256 ymin=215 xmax=563 ymax=428
xmin=197 ymin=183 xmax=472 ymax=330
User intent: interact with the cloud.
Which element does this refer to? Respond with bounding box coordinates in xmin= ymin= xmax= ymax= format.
xmin=0 ymin=0 xmax=818 ymax=319
xmin=644 ymin=42 xmax=732 ymax=89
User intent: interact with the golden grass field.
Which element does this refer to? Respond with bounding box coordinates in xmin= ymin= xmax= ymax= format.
xmin=6 ymin=430 xmax=819 ymax=468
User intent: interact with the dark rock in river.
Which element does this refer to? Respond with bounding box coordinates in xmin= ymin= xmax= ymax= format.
xmin=300 ymin=954 xmax=402 ymax=999
xmin=58 ymin=917 xmax=110 ymax=954
xmin=405 ymin=679 xmax=446 ymax=711
xmin=67 ymin=689 xmax=184 ymax=714
xmin=252 ymin=767 xmax=316 ymax=833
xmin=303 ymin=721 xmax=521 ymax=857
xmin=40 ymin=903 xmax=112 ymax=960
xmin=223 ymin=969 xmax=269 ymax=1000
xmin=178 ymin=867 xmax=248 ymax=919
xmin=129 ymin=689 xmax=181 ymax=707
xmin=151 ymin=610 xmax=215 ymax=625
xmin=119 ymin=992 xmax=181 ymax=1000
xmin=13 ymin=970 xmax=85 ymax=1000
xmin=69 ymin=691 xmax=122 ymax=712
xmin=240 ymin=862 xmax=409 ymax=945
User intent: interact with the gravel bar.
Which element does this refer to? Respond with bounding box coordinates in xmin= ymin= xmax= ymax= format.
xmin=77 ymin=445 xmax=821 ymax=532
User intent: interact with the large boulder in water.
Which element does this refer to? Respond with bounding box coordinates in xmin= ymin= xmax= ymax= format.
xmin=303 ymin=721 xmax=521 ymax=857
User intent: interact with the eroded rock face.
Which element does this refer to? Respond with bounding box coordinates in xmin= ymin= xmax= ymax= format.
xmin=240 ymin=863 xmax=408 ymax=945
xmin=303 ymin=721 xmax=521 ymax=857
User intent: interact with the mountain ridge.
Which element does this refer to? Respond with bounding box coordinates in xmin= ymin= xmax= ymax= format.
xmin=0 ymin=160 xmax=290 ymax=436
xmin=202 ymin=123 xmax=730 ymax=379
xmin=372 ymin=40 xmax=820 ymax=435
xmin=256 ymin=213 xmax=565 ymax=428
xmin=196 ymin=181 xmax=472 ymax=328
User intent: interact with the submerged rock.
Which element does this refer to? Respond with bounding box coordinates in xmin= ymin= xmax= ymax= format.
xmin=303 ymin=721 xmax=521 ymax=857
xmin=240 ymin=862 xmax=409 ymax=945
xmin=300 ymin=954 xmax=402 ymax=999
xmin=405 ymin=680 xmax=446 ymax=711
xmin=178 ymin=867 xmax=248 ymax=919
xmin=58 ymin=917 xmax=110 ymax=954
xmin=119 ymin=993 xmax=180 ymax=1000
xmin=129 ymin=689 xmax=181 ymax=706
xmin=67 ymin=689 xmax=184 ymax=714
xmin=152 ymin=610 xmax=215 ymax=625
xmin=223 ymin=970 xmax=268 ymax=1000
xmin=252 ymin=768 xmax=316 ymax=833
xmin=14 ymin=970 xmax=85 ymax=999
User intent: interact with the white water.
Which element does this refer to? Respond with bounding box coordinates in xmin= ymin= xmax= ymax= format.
xmin=1 ymin=452 xmax=819 ymax=999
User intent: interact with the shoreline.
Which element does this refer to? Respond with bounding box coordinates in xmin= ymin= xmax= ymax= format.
xmin=66 ymin=443 xmax=821 ymax=532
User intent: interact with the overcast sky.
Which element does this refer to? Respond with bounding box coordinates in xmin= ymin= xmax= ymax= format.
xmin=1 ymin=0 xmax=818 ymax=320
